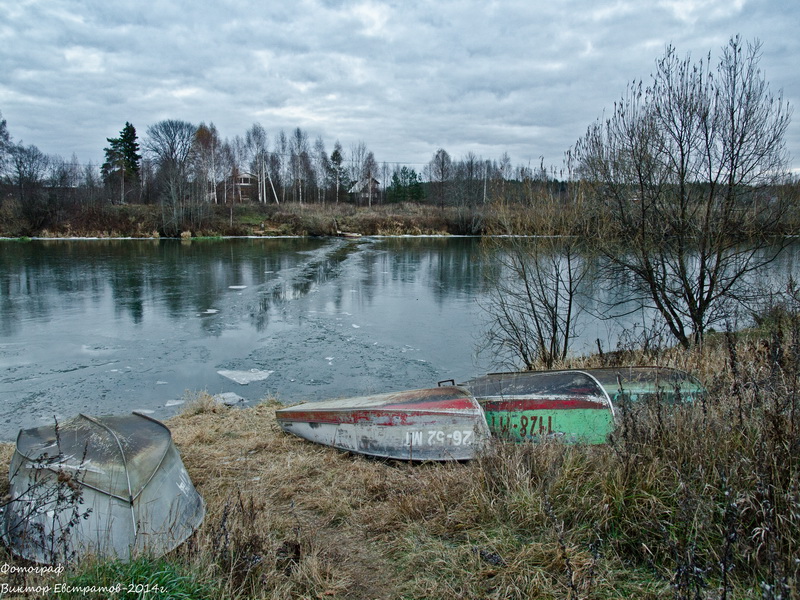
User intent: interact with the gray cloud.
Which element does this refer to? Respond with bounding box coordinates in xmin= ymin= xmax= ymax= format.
xmin=1 ymin=0 xmax=798 ymax=171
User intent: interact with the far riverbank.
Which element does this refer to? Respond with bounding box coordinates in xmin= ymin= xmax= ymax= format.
xmin=0 ymin=200 xmax=588 ymax=239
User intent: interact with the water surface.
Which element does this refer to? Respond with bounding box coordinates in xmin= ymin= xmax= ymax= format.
xmin=0 ymin=237 xmax=490 ymax=440
xmin=3 ymin=236 xmax=794 ymax=442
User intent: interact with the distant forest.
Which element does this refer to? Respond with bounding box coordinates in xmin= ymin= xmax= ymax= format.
xmin=0 ymin=110 xmax=560 ymax=236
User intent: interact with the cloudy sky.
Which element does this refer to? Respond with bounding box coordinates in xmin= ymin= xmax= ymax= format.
xmin=1 ymin=0 xmax=798 ymax=173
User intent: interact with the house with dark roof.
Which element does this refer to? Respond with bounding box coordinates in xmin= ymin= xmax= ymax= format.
xmin=348 ymin=177 xmax=380 ymax=204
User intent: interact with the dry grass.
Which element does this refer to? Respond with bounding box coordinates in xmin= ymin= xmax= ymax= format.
xmin=166 ymin=396 xmax=414 ymax=599
xmin=0 ymin=333 xmax=798 ymax=599
xmin=265 ymin=202 xmax=479 ymax=236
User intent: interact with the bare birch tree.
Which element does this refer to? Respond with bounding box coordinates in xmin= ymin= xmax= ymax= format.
xmin=0 ymin=110 xmax=10 ymax=176
xmin=313 ymin=136 xmax=330 ymax=204
xmin=362 ymin=151 xmax=378 ymax=207
xmin=194 ymin=122 xmax=221 ymax=204
xmin=575 ymin=37 xmax=793 ymax=348
xmin=145 ymin=119 xmax=197 ymax=233
xmin=349 ymin=141 xmax=367 ymax=202
xmin=245 ymin=123 xmax=268 ymax=204
xmin=330 ymin=141 xmax=347 ymax=204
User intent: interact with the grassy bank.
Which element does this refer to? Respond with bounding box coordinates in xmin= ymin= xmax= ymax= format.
xmin=0 ymin=200 xmax=590 ymax=238
xmin=0 ymin=332 xmax=798 ymax=599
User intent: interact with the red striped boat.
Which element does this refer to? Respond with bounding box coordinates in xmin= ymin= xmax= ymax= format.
xmin=275 ymin=386 xmax=490 ymax=461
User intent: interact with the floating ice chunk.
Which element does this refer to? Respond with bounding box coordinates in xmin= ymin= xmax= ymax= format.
xmin=352 ymin=324 xmax=360 ymax=329
xmin=202 ymin=309 xmax=219 ymax=314
xmin=229 ymin=285 xmax=247 ymax=290
xmin=217 ymin=368 xmax=273 ymax=385
xmin=165 ymin=399 xmax=185 ymax=407
xmin=156 ymin=381 xmax=168 ymax=385
xmin=134 ymin=409 xmax=155 ymax=414
xmin=213 ymin=392 xmax=246 ymax=405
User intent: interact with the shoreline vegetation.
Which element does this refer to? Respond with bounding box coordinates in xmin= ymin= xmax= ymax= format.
xmin=2 ymin=196 xmax=799 ymax=241
xmin=1 ymin=328 xmax=798 ymax=599
xmin=0 ymin=199 xmax=603 ymax=240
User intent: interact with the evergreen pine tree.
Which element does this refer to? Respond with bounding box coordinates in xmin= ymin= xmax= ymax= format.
xmin=102 ymin=122 xmax=141 ymax=202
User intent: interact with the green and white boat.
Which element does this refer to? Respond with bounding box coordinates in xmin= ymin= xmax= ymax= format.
xmin=461 ymin=367 xmax=704 ymax=444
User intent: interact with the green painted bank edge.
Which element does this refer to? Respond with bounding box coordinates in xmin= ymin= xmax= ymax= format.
xmin=483 ymin=407 xmax=616 ymax=445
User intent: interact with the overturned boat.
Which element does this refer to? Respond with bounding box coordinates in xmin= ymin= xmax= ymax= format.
xmin=579 ymin=366 xmax=705 ymax=404
xmin=275 ymin=386 xmax=490 ymax=461
xmin=1 ymin=413 xmax=205 ymax=564
xmin=461 ymin=367 xmax=704 ymax=444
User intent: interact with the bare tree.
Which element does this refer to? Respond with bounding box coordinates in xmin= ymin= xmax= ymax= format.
xmin=234 ymin=135 xmax=250 ymax=202
xmin=349 ymin=141 xmax=368 ymax=198
xmin=276 ymin=130 xmax=289 ymax=204
xmin=80 ymin=161 xmax=102 ymax=206
xmin=194 ymin=122 xmax=222 ymax=204
xmin=330 ymin=140 xmax=347 ymax=204
xmin=313 ymin=136 xmax=329 ymax=204
xmin=145 ymin=119 xmax=197 ymax=234
xmin=428 ymin=148 xmax=452 ymax=209
xmin=9 ymin=142 xmax=50 ymax=230
xmin=48 ymin=154 xmax=82 ymax=208
xmin=482 ymin=188 xmax=588 ymax=369
xmin=575 ymin=37 xmax=793 ymax=348
xmin=246 ymin=123 xmax=273 ymax=204
xmin=290 ymin=127 xmax=311 ymax=204
xmin=456 ymin=151 xmax=483 ymax=207
xmin=483 ymin=239 xmax=587 ymax=370
xmin=362 ymin=150 xmax=378 ymax=207
xmin=0 ymin=110 xmax=11 ymax=177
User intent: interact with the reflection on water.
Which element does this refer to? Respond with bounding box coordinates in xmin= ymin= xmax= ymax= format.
xmin=0 ymin=237 xmax=493 ymax=440
xmin=2 ymin=236 xmax=794 ymax=442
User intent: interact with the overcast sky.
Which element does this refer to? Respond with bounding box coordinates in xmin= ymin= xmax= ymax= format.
xmin=1 ymin=0 xmax=798 ymax=173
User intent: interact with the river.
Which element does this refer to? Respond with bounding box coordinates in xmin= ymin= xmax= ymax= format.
xmin=0 ymin=237 xmax=498 ymax=441
xmin=2 ymin=236 xmax=795 ymax=442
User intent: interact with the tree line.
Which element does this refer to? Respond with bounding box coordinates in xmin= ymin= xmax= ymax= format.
xmin=0 ymin=109 xmax=551 ymax=235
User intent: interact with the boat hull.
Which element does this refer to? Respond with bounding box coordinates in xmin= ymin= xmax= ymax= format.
xmin=275 ymin=387 xmax=490 ymax=461
xmin=581 ymin=367 xmax=705 ymax=404
xmin=463 ymin=367 xmax=704 ymax=444
xmin=463 ymin=371 xmax=615 ymax=444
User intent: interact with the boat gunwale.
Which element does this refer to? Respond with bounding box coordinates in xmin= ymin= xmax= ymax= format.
xmin=275 ymin=386 xmax=482 ymax=418
xmin=276 ymin=406 xmax=486 ymax=424
xmin=463 ymin=369 xmax=617 ymax=420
